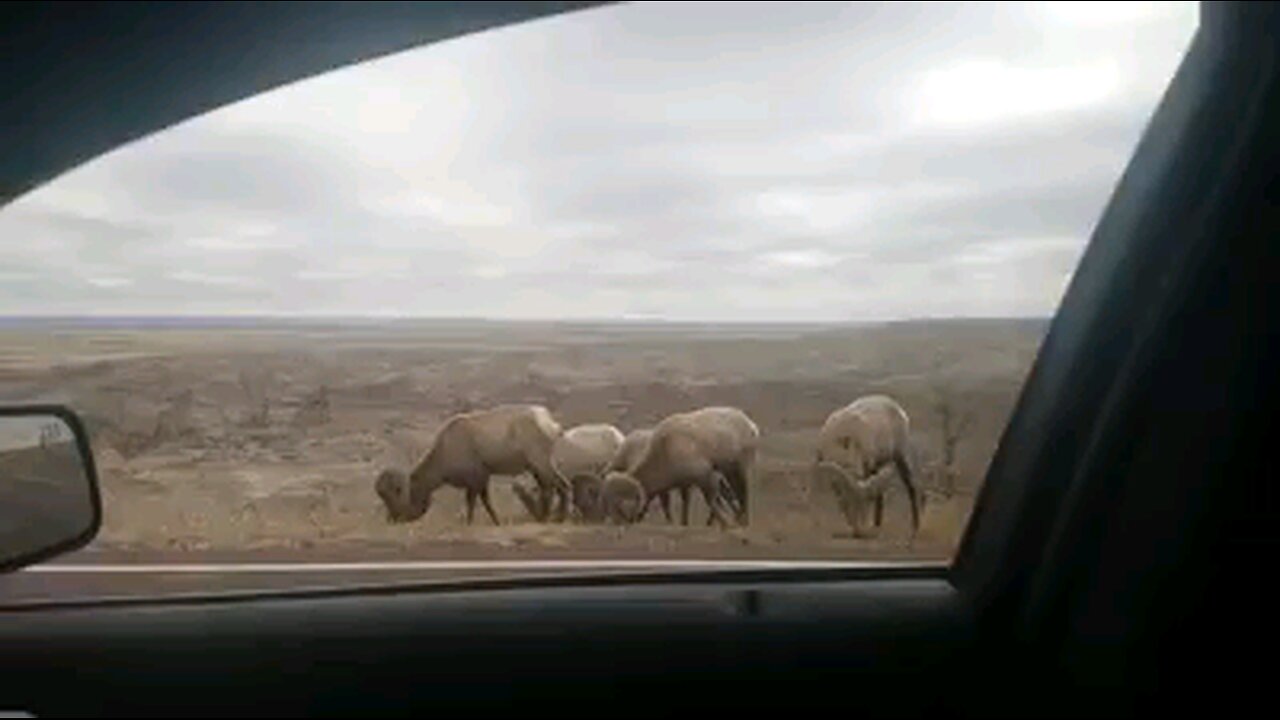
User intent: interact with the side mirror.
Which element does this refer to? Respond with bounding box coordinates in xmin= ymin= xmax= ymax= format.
xmin=0 ymin=406 xmax=102 ymax=573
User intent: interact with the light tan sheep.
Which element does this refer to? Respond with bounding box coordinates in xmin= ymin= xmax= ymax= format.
xmin=553 ymin=424 xmax=625 ymax=522
xmin=812 ymin=394 xmax=921 ymax=537
xmin=511 ymin=423 xmax=626 ymax=522
xmin=375 ymin=404 xmax=570 ymax=525
xmin=606 ymin=406 xmax=758 ymax=527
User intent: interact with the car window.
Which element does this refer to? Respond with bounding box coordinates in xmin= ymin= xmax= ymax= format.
xmin=0 ymin=1 xmax=1197 ymax=602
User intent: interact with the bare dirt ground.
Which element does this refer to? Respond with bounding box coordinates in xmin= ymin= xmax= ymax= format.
xmin=0 ymin=318 xmax=1047 ymax=563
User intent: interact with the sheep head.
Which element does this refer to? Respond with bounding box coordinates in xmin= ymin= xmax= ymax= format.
xmin=601 ymin=471 xmax=645 ymax=524
xmin=375 ymin=468 xmax=430 ymax=523
xmin=813 ymin=461 xmax=885 ymax=537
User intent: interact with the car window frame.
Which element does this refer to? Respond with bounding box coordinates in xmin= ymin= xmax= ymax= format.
xmin=0 ymin=1 xmax=1219 ymax=610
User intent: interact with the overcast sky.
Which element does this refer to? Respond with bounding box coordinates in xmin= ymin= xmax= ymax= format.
xmin=0 ymin=1 xmax=1197 ymax=322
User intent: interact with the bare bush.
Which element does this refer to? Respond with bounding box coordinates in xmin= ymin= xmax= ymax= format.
xmin=83 ymin=392 xmax=162 ymax=459
xmin=239 ymin=368 xmax=272 ymax=427
xmin=928 ymin=354 xmax=974 ymax=497
xmin=103 ymin=428 xmax=155 ymax=460
xmin=151 ymin=390 xmax=195 ymax=445
xmin=291 ymin=385 xmax=331 ymax=428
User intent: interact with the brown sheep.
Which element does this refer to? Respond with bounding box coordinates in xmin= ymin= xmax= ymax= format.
xmin=607 ymin=406 xmax=758 ymax=527
xmin=607 ymin=428 xmax=692 ymax=525
xmin=375 ymin=404 xmax=570 ymax=525
xmin=812 ymin=394 xmax=920 ymax=537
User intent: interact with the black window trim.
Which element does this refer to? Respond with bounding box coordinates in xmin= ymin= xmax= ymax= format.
xmin=0 ymin=1 xmax=1246 ymax=615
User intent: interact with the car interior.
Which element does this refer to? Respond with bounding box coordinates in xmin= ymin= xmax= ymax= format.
xmin=0 ymin=1 xmax=1276 ymax=716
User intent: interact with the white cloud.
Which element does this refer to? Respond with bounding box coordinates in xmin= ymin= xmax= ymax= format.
xmin=0 ymin=1 xmax=1198 ymax=321
xmin=170 ymin=271 xmax=254 ymax=287
xmin=295 ymin=270 xmax=361 ymax=281
xmin=1039 ymin=1 xmax=1179 ymax=26
xmin=186 ymin=235 xmax=302 ymax=252
xmin=758 ymin=250 xmax=843 ymax=268
xmin=910 ymin=59 xmax=1122 ymax=130
xmin=954 ymin=236 xmax=1083 ymax=267
xmin=296 ymin=254 xmax=412 ymax=281
xmin=85 ymin=276 xmax=133 ymax=288
xmin=752 ymin=189 xmax=863 ymax=229
xmin=470 ymin=265 xmax=508 ymax=279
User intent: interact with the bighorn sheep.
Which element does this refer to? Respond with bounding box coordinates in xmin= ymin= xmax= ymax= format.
xmin=551 ymin=424 xmax=626 ymax=522
xmin=813 ymin=394 xmax=921 ymax=537
xmin=606 ymin=427 xmax=693 ymax=525
xmin=511 ymin=423 xmax=626 ymax=522
xmin=607 ymin=406 xmax=758 ymax=527
xmin=374 ymin=404 xmax=571 ymax=525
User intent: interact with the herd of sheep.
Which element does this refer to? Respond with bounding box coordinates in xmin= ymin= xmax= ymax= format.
xmin=374 ymin=394 xmax=921 ymax=537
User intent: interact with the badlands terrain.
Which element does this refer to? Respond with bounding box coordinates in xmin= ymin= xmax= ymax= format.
xmin=0 ymin=317 xmax=1047 ymax=562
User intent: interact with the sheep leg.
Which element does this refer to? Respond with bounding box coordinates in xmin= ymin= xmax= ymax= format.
xmin=554 ymin=474 xmax=572 ymax=523
xmin=636 ymin=493 xmax=655 ymax=522
xmin=695 ymin=473 xmax=730 ymax=529
xmin=552 ymin=482 xmax=570 ymax=523
xmin=709 ymin=463 xmax=745 ymax=526
xmin=680 ymin=485 xmax=692 ymax=526
xmin=658 ymin=492 xmax=674 ymax=523
xmin=707 ymin=473 xmax=734 ymax=526
xmin=522 ymin=476 xmax=554 ymax=522
xmin=569 ymin=478 xmax=587 ymax=523
xmin=530 ymin=467 xmax=570 ymax=523
xmin=736 ymin=453 xmax=755 ymax=525
xmin=892 ymin=452 xmax=921 ymax=537
xmin=570 ymin=475 xmax=603 ymax=524
xmin=874 ymin=493 xmax=885 ymax=528
xmin=511 ymin=481 xmax=545 ymax=521
xmin=479 ymin=485 xmax=501 ymax=526
xmin=464 ymin=488 xmax=477 ymax=525
xmin=535 ymin=484 xmax=552 ymax=522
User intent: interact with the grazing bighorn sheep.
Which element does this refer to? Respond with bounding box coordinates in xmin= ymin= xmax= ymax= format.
xmin=553 ymin=424 xmax=626 ymax=522
xmin=607 ymin=427 xmax=695 ymax=525
xmin=607 ymin=406 xmax=758 ymax=527
xmin=812 ymin=394 xmax=921 ymax=538
xmin=511 ymin=423 xmax=625 ymax=522
xmin=375 ymin=404 xmax=571 ymax=525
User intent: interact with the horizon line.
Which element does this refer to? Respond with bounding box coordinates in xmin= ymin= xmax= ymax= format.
xmin=0 ymin=313 xmax=1054 ymax=324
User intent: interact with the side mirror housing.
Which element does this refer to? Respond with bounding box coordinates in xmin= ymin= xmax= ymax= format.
xmin=0 ymin=406 xmax=102 ymax=573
